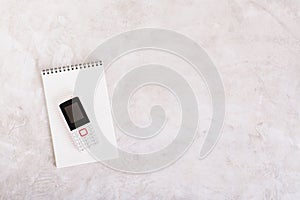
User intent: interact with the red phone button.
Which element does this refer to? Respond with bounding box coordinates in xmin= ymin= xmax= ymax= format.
xmin=79 ymin=128 xmax=88 ymax=137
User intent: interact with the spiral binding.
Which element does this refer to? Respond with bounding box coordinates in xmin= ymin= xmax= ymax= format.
xmin=41 ymin=61 xmax=102 ymax=75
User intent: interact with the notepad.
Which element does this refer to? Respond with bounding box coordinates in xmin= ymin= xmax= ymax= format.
xmin=41 ymin=61 xmax=118 ymax=168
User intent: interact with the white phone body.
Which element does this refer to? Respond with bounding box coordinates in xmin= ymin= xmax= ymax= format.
xmin=59 ymin=97 xmax=98 ymax=151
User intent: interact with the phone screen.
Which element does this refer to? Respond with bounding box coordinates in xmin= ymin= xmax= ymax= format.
xmin=64 ymin=102 xmax=84 ymax=123
xmin=59 ymin=97 xmax=90 ymax=130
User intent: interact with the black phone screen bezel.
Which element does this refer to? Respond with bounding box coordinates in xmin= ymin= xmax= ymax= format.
xmin=59 ymin=97 xmax=90 ymax=131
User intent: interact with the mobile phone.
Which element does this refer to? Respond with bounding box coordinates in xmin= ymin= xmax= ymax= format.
xmin=59 ymin=97 xmax=97 ymax=151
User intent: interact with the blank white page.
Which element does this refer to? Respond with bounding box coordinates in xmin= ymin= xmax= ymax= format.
xmin=41 ymin=63 xmax=117 ymax=168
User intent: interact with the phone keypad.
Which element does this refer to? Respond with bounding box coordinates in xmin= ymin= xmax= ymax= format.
xmin=71 ymin=125 xmax=98 ymax=151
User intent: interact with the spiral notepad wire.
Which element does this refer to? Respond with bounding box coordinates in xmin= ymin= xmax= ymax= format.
xmin=41 ymin=61 xmax=102 ymax=75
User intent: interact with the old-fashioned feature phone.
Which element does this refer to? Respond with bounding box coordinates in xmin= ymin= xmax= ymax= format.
xmin=59 ymin=97 xmax=97 ymax=151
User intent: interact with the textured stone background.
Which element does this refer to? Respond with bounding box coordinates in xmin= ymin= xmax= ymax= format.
xmin=0 ymin=0 xmax=300 ymax=199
